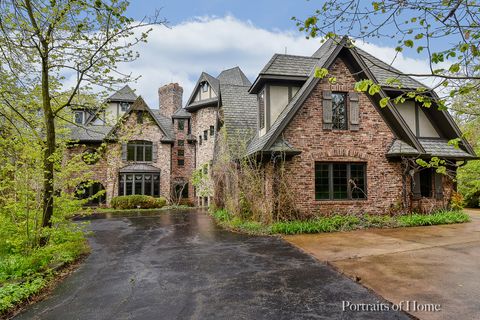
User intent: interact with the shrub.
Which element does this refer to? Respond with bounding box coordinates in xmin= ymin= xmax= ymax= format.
xmin=398 ymin=210 xmax=470 ymax=227
xmin=450 ymin=191 xmax=465 ymax=210
xmin=270 ymin=215 xmax=361 ymax=235
xmin=110 ymin=195 xmax=167 ymax=210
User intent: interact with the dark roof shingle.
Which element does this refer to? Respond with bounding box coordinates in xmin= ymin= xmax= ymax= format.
xmin=107 ymin=85 xmax=137 ymax=102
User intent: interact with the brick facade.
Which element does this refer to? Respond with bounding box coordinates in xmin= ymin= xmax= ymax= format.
xmin=159 ymin=83 xmax=183 ymax=118
xmin=171 ymin=117 xmax=195 ymax=204
xmin=264 ymin=57 xmax=436 ymax=216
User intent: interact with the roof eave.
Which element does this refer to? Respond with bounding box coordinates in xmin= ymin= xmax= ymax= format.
xmin=249 ymin=74 xmax=309 ymax=94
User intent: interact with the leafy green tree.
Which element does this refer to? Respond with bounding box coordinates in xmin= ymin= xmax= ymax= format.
xmin=0 ymin=0 xmax=164 ymax=229
xmin=295 ymin=0 xmax=480 ymax=106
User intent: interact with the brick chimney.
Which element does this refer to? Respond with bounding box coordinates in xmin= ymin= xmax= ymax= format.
xmin=158 ymin=83 xmax=183 ymax=118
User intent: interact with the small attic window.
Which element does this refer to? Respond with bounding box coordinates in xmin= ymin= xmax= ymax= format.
xmin=202 ymin=82 xmax=209 ymax=93
xmin=74 ymin=111 xmax=84 ymax=124
xmin=120 ymin=102 xmax=129 ymax=112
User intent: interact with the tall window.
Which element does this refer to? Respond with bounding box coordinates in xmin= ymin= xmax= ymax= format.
xmin=258 ymin=90 xmax=265 ymax=129
xmin=178 ymin=140 xmax=185 ymax=147
xmin=332 ymin=92 xmax=347 ymax=130
xmin=204 ymin=130 xmax=208 ymax=141
xmin=210 ymin=125 xmax=215 ymax=136
xmin=119 ymin=173 xmax=160 ymax=197
xmin=74 ymin=111 xmax=84 ymax=124
xmin=419 ymin=169 xmax=433 ymax=197
xmin=127 ymin=141 xmax=153 ymax=162
xmin=178 ymin=119 xmax=185 ymax=131
xmin=315 ymin=163 xmax=366 ymax=200
xmin=199 ymin=136 xmax=202 ymax=145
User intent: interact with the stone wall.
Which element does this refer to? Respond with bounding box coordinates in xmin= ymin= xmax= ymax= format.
xmin=159 ymin=83 xmax=183 ymax=118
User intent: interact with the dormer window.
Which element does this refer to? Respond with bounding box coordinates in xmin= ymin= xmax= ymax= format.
xmin=120 ymin=102 xmax=129 ymax=112
xmin=74 ymin=111 xmax=84 ymax=124
xmin=202 ymin=82 xmax=209 ymax=93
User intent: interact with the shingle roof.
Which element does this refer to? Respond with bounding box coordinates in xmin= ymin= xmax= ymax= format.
xmin=151 ymin=110 xmax=174 ymax=141
xmin=69 ymin=125 xmax=113 ymax=142
xmin=260 ymin=55 xmax=319 ymax=77
xmin=119 ymin=163 xmax=161 ymax=173
xmin=419 ymin=138 xmax=475 ymax=158
xmin=217 ymin=67 xmax=251 ymax=86
xmin=387 ymin=140 xmax=420 ymax=156
xmin=355 ymin=48 xmax=428 ymax=89
xmin=203 ymin=72 xmax=220 ymax=95
xmin=107 ymin=85 xmax=137 ymax=102
xmin=172 ymin=107 xmax=191 ymax=119
xmin=220 ymin=84 xmax=258 ymax=155
xmin=247 ymin=69 xmax=320 ymax=155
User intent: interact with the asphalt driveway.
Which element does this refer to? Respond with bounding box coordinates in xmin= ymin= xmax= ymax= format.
xmin=286 ymin=209 xmax=480 ymax=320
xmin=15 ymin=210 xmax=408 ymax=320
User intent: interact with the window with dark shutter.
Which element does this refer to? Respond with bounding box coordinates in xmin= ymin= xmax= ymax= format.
xmin=332 ymin=92 xmax=347 ymax=130
xmin=349 ymin=92 xmax=360 ymax=131
xmin=322 ymin=90 xmax=333 ymax=130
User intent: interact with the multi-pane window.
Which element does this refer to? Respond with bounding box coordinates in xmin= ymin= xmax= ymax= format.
xmin=178 ymin=149 xmax=184 ymax=157
xmin=178 ymin=140 xmax=185 ymax=147
xmin=204 ymin=130 xmax=208 ymax=141
xmin=210 ymin=125 xmax=215 ymax=136
xmin=127 ymin=141 xmax=153 ymax=162
xmin=178 ymin=119 xmax=185 ymax=131
xmin=332 ymin=92 xmax=348 ymax=130
xmin=178 ymin=159 xmax=184 ymax=166
xmin=119 ymin=173 xmax=160 ymax=197
xmin=74 ymin=111 xmax=84 ymax=124
xmin=315 ymin=163 xmax=366 ymax=200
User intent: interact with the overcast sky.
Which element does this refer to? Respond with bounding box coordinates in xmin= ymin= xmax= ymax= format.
xmin=95 ymin=1 xmax=438 ymax=108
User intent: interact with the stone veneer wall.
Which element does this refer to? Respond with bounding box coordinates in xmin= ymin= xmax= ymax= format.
xmin=191 ymin=106 xmax=217 ymax=170
xmin=67 ymin=111 xmax=171 ymax=204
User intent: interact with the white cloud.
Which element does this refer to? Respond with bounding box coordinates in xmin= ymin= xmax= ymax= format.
xmin=77 ymin=15 xmax=437 ymax=108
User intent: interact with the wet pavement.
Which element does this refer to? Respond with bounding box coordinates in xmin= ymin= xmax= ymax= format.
xmin=285 ymin=209 xmax=480 ymax=320
xmin=15 ymin=210 xmax=408 ymax=320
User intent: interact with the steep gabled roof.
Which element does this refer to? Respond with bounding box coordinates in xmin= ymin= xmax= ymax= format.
xmin=107 ymin=85 xmax=137 ymax=102
xmin=106 ymin=96 xmax=174 ymax=142
xmin=220 ymin=83 xmax=257 ymax=154
xmin=185 ymin=72 xmax=220 ymax=110
xmin=260 ymin=54 xmax=319 ymax=77
xmin=68 ymin=124 xmax=113 ymax=142
xmin=246 ymin=37 xmax=476 ymax=159
xmin=172 ymin=107 xmax=191 ymax=119
xmin=217 ymin=67 xmax=251 ymax=86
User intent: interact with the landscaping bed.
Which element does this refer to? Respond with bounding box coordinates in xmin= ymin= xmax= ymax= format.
xmin=0 ymin=223 xmax=89 ymax=317
xmin=211 ymin=209 xmax=471 ymax=235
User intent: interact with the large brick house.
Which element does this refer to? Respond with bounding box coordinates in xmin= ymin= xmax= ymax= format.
xmin=69 ymin=37 xmax=476 ymax=214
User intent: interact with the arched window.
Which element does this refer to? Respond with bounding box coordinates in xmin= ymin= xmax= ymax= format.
xmin=127 ymin=141 xmax=153 ymax=162
xmin=75 ymin=181 xmax=106 ymax=206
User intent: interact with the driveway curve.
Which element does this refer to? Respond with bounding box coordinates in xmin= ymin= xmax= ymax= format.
xmin=15 ymin=210 xmax=409 ymax=320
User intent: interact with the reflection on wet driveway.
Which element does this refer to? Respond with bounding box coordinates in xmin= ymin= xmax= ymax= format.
xmin=15 ymin=210 xmax=409 ymax=320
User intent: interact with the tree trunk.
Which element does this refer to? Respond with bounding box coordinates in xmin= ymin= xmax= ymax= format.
xmin=41 ymin=56 xmax=55 ymax=229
